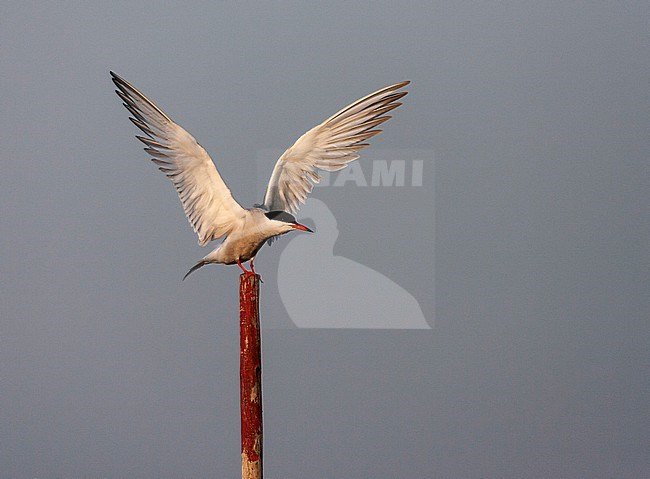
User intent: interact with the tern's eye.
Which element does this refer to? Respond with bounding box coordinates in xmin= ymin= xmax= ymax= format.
xmin=265 ymin=211 xmax=295 ymax=223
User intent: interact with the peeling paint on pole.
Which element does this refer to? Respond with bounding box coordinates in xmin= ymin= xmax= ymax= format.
xmin=240 ymin=273 xmax=262 ymax=479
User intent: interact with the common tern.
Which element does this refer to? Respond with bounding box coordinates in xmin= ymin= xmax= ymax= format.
xmin=111 ymin=72 xmax=408 ymax=279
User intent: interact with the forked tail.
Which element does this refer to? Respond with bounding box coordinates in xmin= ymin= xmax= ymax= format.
xmin=183 ymin=261 xmax=208 ymax=281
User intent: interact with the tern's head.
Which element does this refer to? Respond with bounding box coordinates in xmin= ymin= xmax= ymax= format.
xmin=264 ymin=210 xmax=313 ymax=234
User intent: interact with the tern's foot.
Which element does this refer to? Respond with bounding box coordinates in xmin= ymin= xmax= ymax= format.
xmin=241 ymin=271 xmax=262 ymax=282
xmin=236 ymin=259 xmax=262 ymax=281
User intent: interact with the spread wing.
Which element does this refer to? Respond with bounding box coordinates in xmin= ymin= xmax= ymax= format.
xmin=111 ymin=71 xmax=246 ymax=246
xmin=262 ymin=81 xmax=409 ymax=213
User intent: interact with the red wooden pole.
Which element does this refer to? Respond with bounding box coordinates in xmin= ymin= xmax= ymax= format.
xmin=239 ymin=273 xmax=262 ymax=479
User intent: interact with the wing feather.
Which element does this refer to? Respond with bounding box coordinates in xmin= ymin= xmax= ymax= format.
xmin=263 ymin=81 xmax=409 ymax=213
xmin=111 ymin=72 xmax=245 ymax=245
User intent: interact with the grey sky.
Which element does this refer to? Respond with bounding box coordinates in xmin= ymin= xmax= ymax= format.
xmin=1 ymin=2 xmax=648 ymax=478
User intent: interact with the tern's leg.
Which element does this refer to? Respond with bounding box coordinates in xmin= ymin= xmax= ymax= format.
xmin=248 ymin=257 xmax=262 ymax=281
xmin=237 ymin=259 xmax=249 ymax=273
xmin=249 ymin=257 xmax=256 ymax=275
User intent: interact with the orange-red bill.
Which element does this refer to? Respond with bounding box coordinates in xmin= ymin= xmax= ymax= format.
xmin=291 ymin=223 xmax=313 ymax=232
